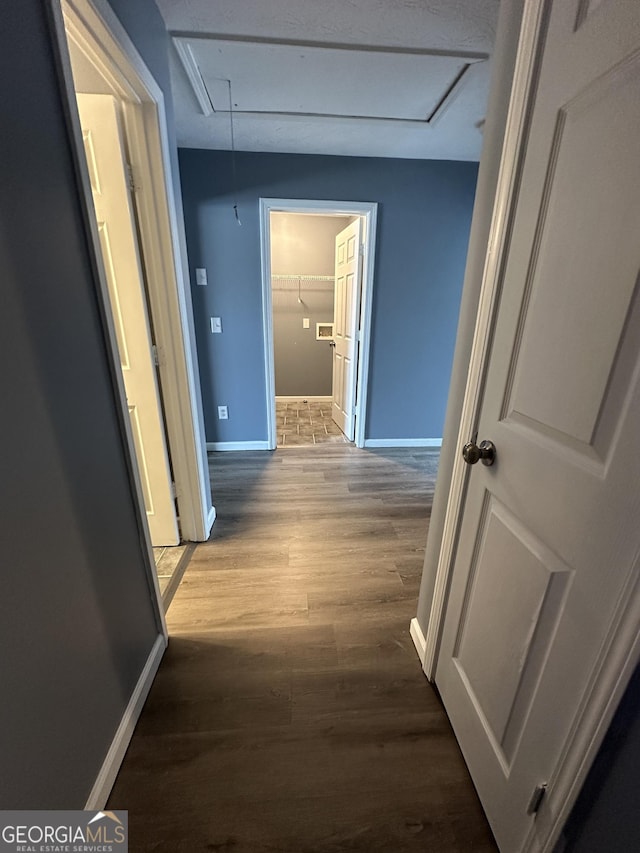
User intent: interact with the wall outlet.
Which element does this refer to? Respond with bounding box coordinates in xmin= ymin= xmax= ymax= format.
xmin=303 ymin=317 xmax=310 ymax=329
xmin=195 ymin=267 xmax=208 ymax=286
xmin=210 ymin=316 xmax=222 ymax=333
xmin=217 ymin=405 xmax=228 ymax=420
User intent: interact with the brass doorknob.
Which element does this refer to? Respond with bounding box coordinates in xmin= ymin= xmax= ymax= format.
xmin=462 ymin=439 xmax=496 ymax=466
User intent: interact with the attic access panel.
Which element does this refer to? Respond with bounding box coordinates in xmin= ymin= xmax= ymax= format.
xmin=174 ymin=36 xmax=479 ymax=123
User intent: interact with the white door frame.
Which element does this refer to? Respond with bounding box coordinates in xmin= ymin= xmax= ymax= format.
xmin=50 ymin=0 xmax=215 ymax=546
xmin=259 ymin=199 xmax=378 ymax=449
xmin=414 ymin=1 xmax=640 ymax=849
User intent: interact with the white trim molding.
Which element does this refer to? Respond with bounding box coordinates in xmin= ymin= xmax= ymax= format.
xmin=84 ymin=634 xmax=166 ymax=809
xmin=172 ymin=38 xmax=213 ymax=116
xmin=207 ymin=441 xmax=272 ymax=452
xmin=409 ymin=617 xmax=427 ymax=666
xmin=259 ymin=198 xmax=378 ymax=451
xmin=364 ymin=438 xmax=442 ymax=448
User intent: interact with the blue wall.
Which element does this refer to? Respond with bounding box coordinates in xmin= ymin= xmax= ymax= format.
xmin=178 ymin=150 xmax=478 ymax=443
xmin=0 ymin=0 xmax=161 ymax=806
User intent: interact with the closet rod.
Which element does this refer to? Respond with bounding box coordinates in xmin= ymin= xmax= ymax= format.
xmin=271 ymin=274 xmax=334 ymax=281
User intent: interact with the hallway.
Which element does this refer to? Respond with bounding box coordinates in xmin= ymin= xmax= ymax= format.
xmin=108 ymin=445 xmax=496 ymax=852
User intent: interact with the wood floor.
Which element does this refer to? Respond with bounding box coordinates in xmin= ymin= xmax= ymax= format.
xmin=153 ymin=542 xmax=196 ymax=610
xmin=108 ymin=445 xmax=497 ymax=852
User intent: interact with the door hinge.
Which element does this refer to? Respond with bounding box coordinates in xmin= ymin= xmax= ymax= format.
xmin=171 ymin=481 xmax=177 ymax=499
xmin=359 ymin=242 xmax=365 ymax=257
xmin=151 ymin=344 xmax=160 ymax=367
xmin=126 ymin=162 xmax=138 ymax=192
xmin=527 ymin=783 xmax=547 ymax=816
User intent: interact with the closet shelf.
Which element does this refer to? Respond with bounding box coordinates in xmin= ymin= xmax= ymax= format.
xmin=271 ymin=274 xmax=335 ymax=293
xmin=271 ymin=274 xmax=334 ymax=281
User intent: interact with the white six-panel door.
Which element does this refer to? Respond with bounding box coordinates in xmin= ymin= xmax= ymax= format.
xmin=332 ymin=218 xmax=362 ymax=440
xmin=435 ymin=1 xmax=640 ymax=849
xmin=76 ymin=94 xmax=179 ymax=546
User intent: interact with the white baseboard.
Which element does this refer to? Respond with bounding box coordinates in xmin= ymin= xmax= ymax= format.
xmin=85 ymin=634 xmax=166 ymax=809
xmin=206 ymin=504 xmax=216 ymax=536
xmin=410 ymin=617 xmax=428 ymax=670
xmin=364 ymin=438 xmax=442 ymax=448
xmin=275 ymin=396 xmax=332 ymax=402
xmin=206 ymin=441 xmax=271 ymax=451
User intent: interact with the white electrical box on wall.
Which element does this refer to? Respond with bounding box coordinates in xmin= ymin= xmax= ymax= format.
xmin=316 ymin=322 xmax=334 ymax=341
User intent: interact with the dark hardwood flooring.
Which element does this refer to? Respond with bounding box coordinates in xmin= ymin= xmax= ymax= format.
xmin=108 ymin=445 xmax=497 ymax=852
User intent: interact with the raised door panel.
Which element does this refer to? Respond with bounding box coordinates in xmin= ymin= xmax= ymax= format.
xmin=454 ymin=497 xmax=572 ymax=765
xmin=97 ymin=222 xmax=131 ymax=373
xmin=505 ymin=53 xmax=640 ymax=457
xmin=335 ymin=271 xmax=346 ymax=339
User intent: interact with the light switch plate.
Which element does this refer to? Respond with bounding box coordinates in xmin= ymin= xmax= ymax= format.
xmin=303 ymin=317 xmax=310 ymax=329
xmin=195 ymin=268 xmax=208 ymax=286
xmin=210 ymin=317 xmax=222 ymax=333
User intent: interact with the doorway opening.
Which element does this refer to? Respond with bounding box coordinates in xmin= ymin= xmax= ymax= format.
xmin=55 ymin=0 xmax=215 ymax=610
xmin=260 ymin=199 xmax=378 ymax=450
xmin=271 ymin=212 xmax=352 ymax=447
xmin=72 ymin=90 xmax=179 ymax=547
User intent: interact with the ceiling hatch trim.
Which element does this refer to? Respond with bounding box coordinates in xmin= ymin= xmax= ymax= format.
xmin=172 ymin=34 xmax=487 ymax=127
xmin=174 ymin=39 xmax=213 ymax=115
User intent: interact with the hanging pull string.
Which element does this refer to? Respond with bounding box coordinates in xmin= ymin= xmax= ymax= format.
xmin=226 ymin=78 xmax=242 ymax=226
xmin=198 ymin=72 xmax=242 ymax=224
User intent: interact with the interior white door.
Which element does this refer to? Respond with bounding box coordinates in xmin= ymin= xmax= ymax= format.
xmin=332 ymin=218 xmax=362 ymax=439
xmin=76 ymin=94 xmax=179 ymax=546
xmin=435 ymin=2 xmax=640 ymax=850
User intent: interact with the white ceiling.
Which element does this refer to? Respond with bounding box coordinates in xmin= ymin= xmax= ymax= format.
xmin=155 ymin=0 xmax=500 ymax=161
